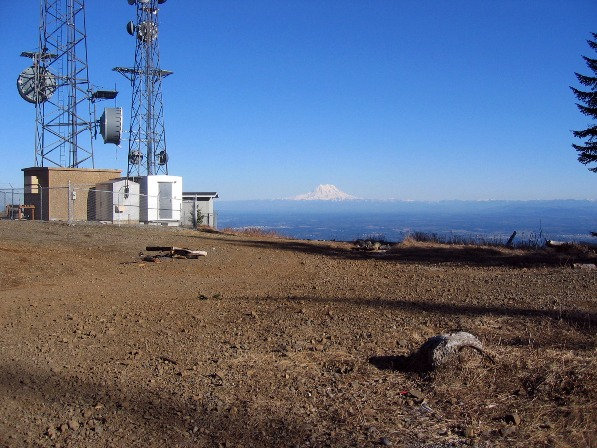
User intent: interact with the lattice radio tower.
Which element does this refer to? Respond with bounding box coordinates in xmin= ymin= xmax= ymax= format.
xmin=114 ymin=0 xmax=172 ymax=178
xmin=17 ymin=0 xmax=97 ymax=168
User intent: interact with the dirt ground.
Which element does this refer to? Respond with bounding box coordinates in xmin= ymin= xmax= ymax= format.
xmin=0 ymin=220 xmax=595 ymax=448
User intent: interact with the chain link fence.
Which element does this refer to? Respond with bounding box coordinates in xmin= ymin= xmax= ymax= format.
xmin=0 ymin=189 xmax=26 ymax=219
xmin=1 ymin=184 xmax=217 ymax=228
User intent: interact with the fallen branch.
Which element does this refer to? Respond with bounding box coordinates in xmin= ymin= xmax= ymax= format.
xmin=145 ymin=246 xmax=207 ymax=259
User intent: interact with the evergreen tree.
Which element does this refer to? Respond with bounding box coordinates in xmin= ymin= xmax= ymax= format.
xmin=571 ymin=33 xmax=597 ymax=172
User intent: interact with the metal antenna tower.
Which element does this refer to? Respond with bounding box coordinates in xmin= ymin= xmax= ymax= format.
xmin=114 ymin=0 xmax=172 ymax=177
xmin=17 ymin=0 xmax=95 ymax=168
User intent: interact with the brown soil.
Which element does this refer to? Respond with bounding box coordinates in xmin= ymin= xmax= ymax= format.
xmin=0 ymin=220 xmax=595 ymax=448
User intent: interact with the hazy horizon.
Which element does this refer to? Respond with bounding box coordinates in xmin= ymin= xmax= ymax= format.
xmin=216 ymin=197 xmax=597 ymax=243
xmin=217 ymin=197 xmax=597 ymax=203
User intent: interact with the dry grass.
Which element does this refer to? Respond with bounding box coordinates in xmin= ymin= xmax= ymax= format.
xmin=220 ymin=226 xmax=288 ymax=238
xmin=403 ymin=230 xmax=547 ymax=249
xmin=422 ymin=342 xmax=596 ymax=447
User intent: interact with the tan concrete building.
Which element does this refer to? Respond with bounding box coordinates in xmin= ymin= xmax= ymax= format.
xmin=22 ymin=167 xmax=121 ymax=221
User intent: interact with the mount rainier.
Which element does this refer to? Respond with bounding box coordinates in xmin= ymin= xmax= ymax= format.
xmin=291 ymin=184 xmax=358 ymax=201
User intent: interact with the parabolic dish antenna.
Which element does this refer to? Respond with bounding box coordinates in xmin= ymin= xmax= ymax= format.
xmin=126 ymin=21 xmax=136 ymax=36
xmin=99 ymin=107 xmax=123 ymax=145
xmin=129 ymin=150 xmax=143 ymax=164
xmin=137 ymin=21 xmax=158 ymax=42
xmin=17 ymin=66 xmax=57 ymax=104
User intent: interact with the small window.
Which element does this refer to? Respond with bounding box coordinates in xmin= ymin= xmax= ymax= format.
xmin=25 ymin=175 xmax=39 ymax=194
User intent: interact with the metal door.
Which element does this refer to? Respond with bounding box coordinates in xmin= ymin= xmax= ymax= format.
xmin=158 ymin=182 xmax=172 ymax=219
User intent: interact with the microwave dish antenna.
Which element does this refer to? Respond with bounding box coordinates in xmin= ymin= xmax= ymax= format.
xmin=99 ymin=107 xmax=123 ymax=145
xmin=126 ymin=21 xmax=136 ymax=35
xmin=137 ymin=21 xmax=158 ymax=42
xmin=17 ymin=66 xmax=57 ymax=104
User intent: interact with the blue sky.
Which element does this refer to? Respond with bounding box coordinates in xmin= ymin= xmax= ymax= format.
xmin=1 ymin=0 xmax=596 ymax=200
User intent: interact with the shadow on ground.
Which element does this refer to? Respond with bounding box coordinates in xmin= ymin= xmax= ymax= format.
xmin=196 ymin=233 xmax=596 ymax=268
xmin=368 ymin=355 xmax=418 ymax=373
xmin=0 ymin=362 xmax=309 ymax=447
xmin=252 ymin=294 xmax=596 ymax=331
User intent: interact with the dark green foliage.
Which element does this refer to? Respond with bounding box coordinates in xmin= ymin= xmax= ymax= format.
xmin=196 ymin=208 xmax=205 ymax=226
xmin=571 ymin=33 xmax=597 ymax=172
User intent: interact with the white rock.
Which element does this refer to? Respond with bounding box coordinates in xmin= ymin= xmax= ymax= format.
xmin=413 ymin=331 xmax=493 ymax=370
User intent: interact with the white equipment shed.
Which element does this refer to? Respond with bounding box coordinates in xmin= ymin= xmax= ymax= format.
xmin=134 ymin=175 xmax=183 ymax=225
xmin=94 ymin=178 xmax=140 ymax=223
xmin=181 ymin=192 xmax=218 ymax=228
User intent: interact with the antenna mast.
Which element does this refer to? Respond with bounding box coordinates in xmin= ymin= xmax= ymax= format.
xmin=114 ymin=0 xmax=172 ymax=177
xmin=17 ymin=0 xmax=95 ymax=168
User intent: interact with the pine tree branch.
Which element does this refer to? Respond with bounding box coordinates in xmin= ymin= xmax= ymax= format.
xmin=579 ymin=153 xmax=597 ymax=164
xmin=574 ymin=146 xmax=597 ymax=171
xmin=572 ymin=126 xmax=597 ymax=139
xmin=576 ymin=104 xmax=597 ymax=118
xmin=573 ymin=140 xmax=597 ymax=148
xmin=582 ymin=56 xmax=597 ymax=73
xmin=573 ymin=142 xmax=597 ymax=154
xmin=570 ymin=87 xmax=597 ymax=106
xmin=574 ymin=72 xmax=597 ymax=87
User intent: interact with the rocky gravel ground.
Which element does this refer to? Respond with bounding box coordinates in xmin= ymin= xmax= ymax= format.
xmin=0 ymin=220 xmax=595 ymax=448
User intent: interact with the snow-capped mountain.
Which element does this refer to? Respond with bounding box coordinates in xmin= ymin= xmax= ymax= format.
xmin=292 ymin=184 xmax=358 ymax=201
